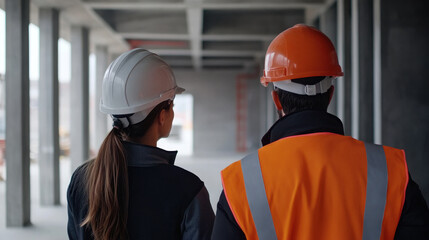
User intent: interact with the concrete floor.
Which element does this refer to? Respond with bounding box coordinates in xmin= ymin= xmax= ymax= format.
xmin=0 ymin=154 xmax=243 ymax=239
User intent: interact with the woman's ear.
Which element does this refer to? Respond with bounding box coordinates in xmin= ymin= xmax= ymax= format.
xmin=158 ymin=109 xmax=166 ymax=126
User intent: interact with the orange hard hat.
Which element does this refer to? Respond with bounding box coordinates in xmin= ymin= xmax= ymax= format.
xmin=261 ymin=24 xmax=343 ymax=87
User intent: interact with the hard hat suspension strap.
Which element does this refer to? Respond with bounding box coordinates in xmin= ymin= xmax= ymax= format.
xmin=273 ymin=76 xmax=334 ymax=96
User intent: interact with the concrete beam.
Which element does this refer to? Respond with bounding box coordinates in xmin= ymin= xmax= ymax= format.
xmin=150 ymin=49 xmax=264 ymax=58
xmin=186 ymin=0 xmax=203 ymax=70
xmin=203 ymin=50 xmax=264 ymax=58
xmin=120 ymin=33 xmax=276 ymax=42
xmin=95 ymin=45 xmax=108 ymax=150
xmin=5 ymin=0 xmax=31 ymax=226
xmin=38 ymin=7 xmax=60 ymax=206
xmin=203 ymin=59 xmax=255 ymax=67
xmin=70 ymin=26 xmax=90 ymax=172
xmin=85 ymin=2 xmax=325 ymax=10
xmin=150 ymin=49 xmax=192 ymax=56
xmin=202 ymin=34 xmax=276 ymax=41
xmin=120 ymin=33 xmax=190 ymax=41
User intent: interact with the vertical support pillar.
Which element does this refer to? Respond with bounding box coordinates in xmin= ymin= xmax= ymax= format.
xmin=70 ymin=26 xmax=89 ymax=172
xmin=380 ymin=0 xmax=429 ymax=201
xmin=357 ymin=0 xmax=374 ymax=143
xmin=337 ymin=0 xmax=352 ymax=136
xmin=351 ymin=0 xmax=359 ymax=139
xmin=5 ymin=0 xmax=31 ymax=226
xmin=320 ymin=2 xmax=338 ymax=116
xmin=95 ymin=45 xmax=108 ymax=150
xmin=336 ymin=0 xmax=345 ymax=122
xmin=373 ymin=0 xmax=381 ymax=144
xmin=39 ymin=8 xmax=60 ymax=206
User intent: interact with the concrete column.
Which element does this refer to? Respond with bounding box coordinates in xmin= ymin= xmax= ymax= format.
xmin=38 ymin=8 xmax=60 ymax=206
xmin=246 ymin=74 xmax=261 ymax=150
xmin=380 ymin=0 xmax=429 ymax=201
xmin=351 ymin=0 xmax=374 ymax=141
xmin=70 ymin=26 xmax=90 ymax=172
xmin=357 ymin=0 xmax=374 ymax=142
xmin=95 ymin=45 xmax=108 ymax=150
xmin=337 ymin=0 xmax=352 ymax=136
xmin=351 ymin=0 xmax=359 ymax=139
xmin=336 ymin=0 xmax=345 ymax=123
xmin=319 ymin=2 xmax=338 ymax=116
xmin=373 ymin=0 xmax=381 ymax=144
xmin=5 ymin=0 xmax=31 ymax=226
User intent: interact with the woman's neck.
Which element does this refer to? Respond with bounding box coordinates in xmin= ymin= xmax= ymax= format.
xmin=132 ymin=127 xmax=159 ymax=147
xmin=137 ymin=137 xmax=157 ymax=147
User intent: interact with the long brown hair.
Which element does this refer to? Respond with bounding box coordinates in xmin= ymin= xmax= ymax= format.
xmin=82 ymin=100 xmax=172 ymax=240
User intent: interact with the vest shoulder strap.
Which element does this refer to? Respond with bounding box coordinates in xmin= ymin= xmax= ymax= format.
xmin=362 ymin=142 xmax=388 ymax=240
xmin=241 ymin=151 xmax=278 ymax=240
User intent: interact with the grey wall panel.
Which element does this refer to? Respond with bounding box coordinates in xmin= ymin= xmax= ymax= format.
xmin=174 ymin=69 xmax=240 ymax=155
xmin=320 ymin=2 xmax=338 ymax=116
xmin=381 ymin=0 xmax=429 ymax=202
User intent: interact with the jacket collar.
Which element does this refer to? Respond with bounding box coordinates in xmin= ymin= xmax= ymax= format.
xmin=261 ymin=110 xmax=345 ymax=146
xmin=123 ymin=141 xmax=178 ymax=167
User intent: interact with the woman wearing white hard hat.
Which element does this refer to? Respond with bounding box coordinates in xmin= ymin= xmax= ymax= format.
xmin=67 ymin=49 xmax=214 ymax=240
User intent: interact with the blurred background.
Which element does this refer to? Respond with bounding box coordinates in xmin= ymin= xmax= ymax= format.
xmin=0 ymin=0 xmax=428 ymax=238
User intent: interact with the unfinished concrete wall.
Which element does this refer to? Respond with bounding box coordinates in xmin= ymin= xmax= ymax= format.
xmin=174 ymin=69 xmax=239 ymax=155
xmin=246 ymin=74 xmax=264 ymax=151
xmin=380 ymin=0 xmax=429 ymax=201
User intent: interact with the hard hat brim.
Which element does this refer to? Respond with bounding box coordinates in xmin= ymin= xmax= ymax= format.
xmin=175 ymin=86 xmax=186 ymax=94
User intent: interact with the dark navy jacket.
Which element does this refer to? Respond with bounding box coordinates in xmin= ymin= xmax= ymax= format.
xmin=67 ymin=142 xmax=214 ymax=240
xmin=211 ymin=110 xmax=429 ymax=240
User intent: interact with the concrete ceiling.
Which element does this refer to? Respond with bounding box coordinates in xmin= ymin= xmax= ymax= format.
xmin=1 ymin=0 xmax=332 ymax=69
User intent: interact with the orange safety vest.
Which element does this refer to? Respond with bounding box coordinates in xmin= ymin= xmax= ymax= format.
xmin=222 ymin=132 xmax=408 ymax=240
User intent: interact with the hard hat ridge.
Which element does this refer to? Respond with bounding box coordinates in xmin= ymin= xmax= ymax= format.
xmin=100 ymin=48 xmax=185 ymax=128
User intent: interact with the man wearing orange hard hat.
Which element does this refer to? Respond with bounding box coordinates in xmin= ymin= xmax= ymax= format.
xmin=211 ymin=24 xmax=429 ymax=240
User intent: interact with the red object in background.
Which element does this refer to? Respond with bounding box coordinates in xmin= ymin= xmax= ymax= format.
xmin=236 ymin=73 xmax=258 ymax=152
xmin=0 ymin=139 xmax=5 ymax=180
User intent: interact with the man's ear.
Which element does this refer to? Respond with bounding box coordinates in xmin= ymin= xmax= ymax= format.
xmin=329 ymin=85 xmax=335 ymax=104
xmin=271 ymin=90 xmax=283 ymax=111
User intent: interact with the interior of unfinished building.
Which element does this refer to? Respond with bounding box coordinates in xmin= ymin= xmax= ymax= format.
xmin=0 ymin=0 xmax=428 ymax=238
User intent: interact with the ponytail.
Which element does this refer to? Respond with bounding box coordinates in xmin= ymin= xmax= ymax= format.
xmin=82 ymin=127 xmax=129 ymax=240
xmin=81 ymin=100 xmax=172 ymax=240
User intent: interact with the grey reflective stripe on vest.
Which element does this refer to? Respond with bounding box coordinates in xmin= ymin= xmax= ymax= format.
xmin=241 ymin=151 xmax=278 ymax=240
xmin=362 ymin=143 xmax=388 ymax=240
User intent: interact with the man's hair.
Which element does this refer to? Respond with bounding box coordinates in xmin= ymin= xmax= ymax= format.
xmin=276 ymin=76 xmax=332 ymax=115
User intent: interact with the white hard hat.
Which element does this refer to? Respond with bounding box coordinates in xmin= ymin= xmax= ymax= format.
xmin=100 ymin=48 xmax=185 ymax=128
